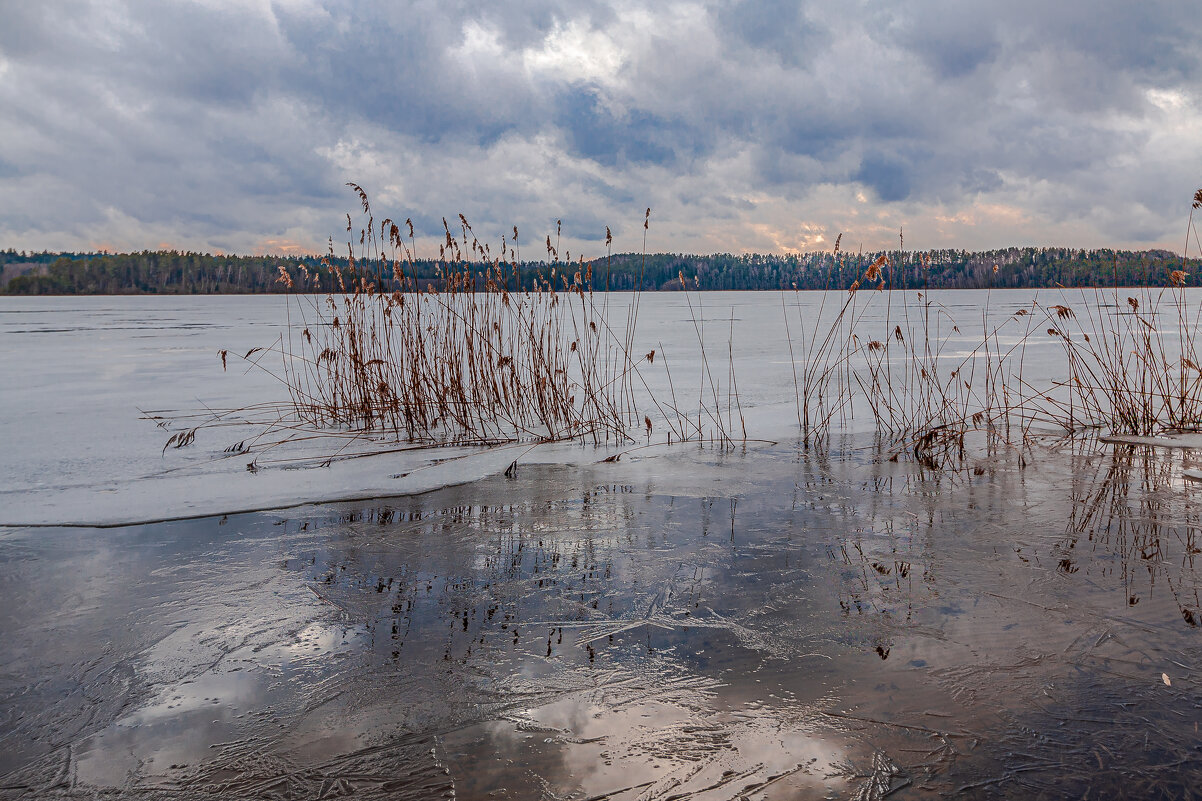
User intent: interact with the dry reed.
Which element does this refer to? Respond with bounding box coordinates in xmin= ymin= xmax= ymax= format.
xmin=164 ymin=187 xmax=1202 ymax=473
xmin=785 ymin=187 xmax=1202 ymax=465
xmin=169 ymin=186 xmax=746 ymax=471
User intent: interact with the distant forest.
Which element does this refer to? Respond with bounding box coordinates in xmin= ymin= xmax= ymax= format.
xmin=2 ymin=246 xmax=1199 ymax=295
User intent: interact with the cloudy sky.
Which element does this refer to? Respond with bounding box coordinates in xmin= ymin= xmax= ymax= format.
xmin=1 ymin=0 xmax=1199 ymax=257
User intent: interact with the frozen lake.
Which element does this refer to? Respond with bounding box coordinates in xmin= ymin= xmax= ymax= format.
xmin=1 ymin=290 xmax=1075 ymax=527
xmin=2 ymin=291 xmax=1202 ymax=799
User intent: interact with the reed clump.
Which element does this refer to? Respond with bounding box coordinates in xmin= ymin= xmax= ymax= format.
xmin=787 ymin=188 xmax=1202 ymax=463
xmin=1036 ymin=283 xmax=1202 ymax=437
xmin=185 ymin=186 xmax=744 ymax=471
xmin=1009 ymin=189 xmax=1202 ymax=439
xmin=1037 ymin=189 xmax=1202 ymax=437
xmin=786 ymin=248 xmax=1035 ymax=466
xmin=264 ymin=187 xmax=648 ymax=448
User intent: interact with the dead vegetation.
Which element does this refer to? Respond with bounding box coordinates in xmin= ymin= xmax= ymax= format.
xmin=160 ymin=187 xmax=1202 ymax=473
xmin=786 ymin=188 xmax=1202 ymax=466
xmin=163 ymin=186 xmax=744 ymax=470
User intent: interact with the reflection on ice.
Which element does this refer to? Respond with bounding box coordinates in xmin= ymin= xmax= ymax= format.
xmin=5 ymin=296 xmax=1202 ymax=798
xmin=3 ymin=440 xmax=1202 ymax=798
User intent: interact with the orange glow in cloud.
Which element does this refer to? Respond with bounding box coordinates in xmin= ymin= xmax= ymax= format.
xmin=257 ymin=238 xmax=321 ymax=256
xmin=89 ymin=239 xmax=188 ymax=253
xmin=933 ymin=202 xmax=1031 ymax=229
xmin=748 ymin=222 xmax=829 ymax=254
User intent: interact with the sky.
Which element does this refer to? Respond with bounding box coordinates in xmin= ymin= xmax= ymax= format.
xmin=1 ymin=0 xmax=1200 ymax=258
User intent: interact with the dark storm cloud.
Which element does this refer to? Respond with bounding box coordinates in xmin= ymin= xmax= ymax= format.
xmin=855 ymin=152 xmax=912 ymax=203
xmin=0 ymin=0 xmax=1199 ymax=253
xmin=554 ymin=84 xmax=718 ymax=168
xmin=269 ymin=3 xmax=534 ymax=144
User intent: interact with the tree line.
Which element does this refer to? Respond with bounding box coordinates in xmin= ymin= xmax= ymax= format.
xmin=2 ymin=246 xmax=1198 ymax=295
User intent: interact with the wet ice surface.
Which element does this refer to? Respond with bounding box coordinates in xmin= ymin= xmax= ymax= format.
xmin=3 ymin=440 xmax=1202 ymax=799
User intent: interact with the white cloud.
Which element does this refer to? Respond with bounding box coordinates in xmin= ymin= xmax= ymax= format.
xmin=522 ymin=19 xmax=624 ymax=88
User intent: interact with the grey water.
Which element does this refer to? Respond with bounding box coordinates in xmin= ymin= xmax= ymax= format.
xmin=1 ymin=293 xmax=1201 ymax=799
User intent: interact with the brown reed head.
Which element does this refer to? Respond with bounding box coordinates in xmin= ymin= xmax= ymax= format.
xmin=864 ymin=255 xmax=886 ymax=283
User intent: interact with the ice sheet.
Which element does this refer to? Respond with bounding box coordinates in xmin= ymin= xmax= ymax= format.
xmin=0 ymin=290 xmax=1159 ymax=526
